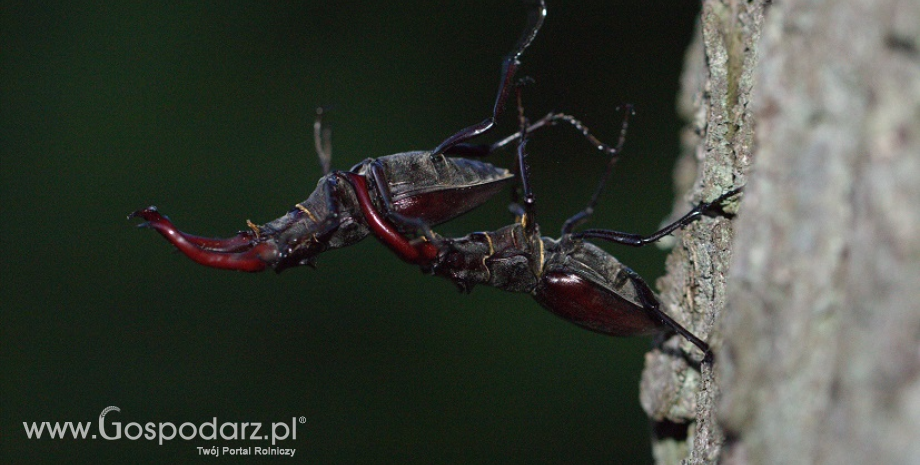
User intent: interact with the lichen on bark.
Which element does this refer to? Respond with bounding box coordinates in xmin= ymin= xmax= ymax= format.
xmin=719 ymin=0 xmax=920 ymax=464
xmin=642 ymin=0 xmax=920 ymax=464
xmin=640 ymin=1 xmax=764 ymax=464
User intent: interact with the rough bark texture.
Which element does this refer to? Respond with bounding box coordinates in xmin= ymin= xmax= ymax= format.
xmin=641 ymin=2 xmax=763 ymax=464
xmin=642 ymin=0 xmax=920 ymax=463
xmin=719 ymin=0 xmax=920 ymax=464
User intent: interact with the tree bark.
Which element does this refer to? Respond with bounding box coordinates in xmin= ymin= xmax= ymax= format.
xmin=641 ymin=2 xmax=763 ymax=463
xmin=641 ymin=0 xmax=920 ymax=464
xmin=719 ymin=0 xmax=920 ymax=464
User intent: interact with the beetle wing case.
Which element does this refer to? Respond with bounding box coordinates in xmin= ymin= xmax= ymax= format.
xmin=358 ymin=151 xmax=514 ymax=225
xmin=534 ymin=239 xmax=665 ymax=337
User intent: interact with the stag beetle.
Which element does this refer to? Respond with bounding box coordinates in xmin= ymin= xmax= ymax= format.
xmin=130 ymin=1 xmax=549 ymax=271
xmin=130 ymin=110 xmax=611 ymax=272
xmin=131 ymin=0 xmax=617 ymax=274
xmin=130 ymin=139 xmax=513 ymax=272
xmin=343 ymin=94 xmax=743 ymax=362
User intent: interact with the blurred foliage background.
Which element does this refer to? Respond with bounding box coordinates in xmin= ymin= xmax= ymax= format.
xmin=2 ymin=1 xmax=699 ymax=463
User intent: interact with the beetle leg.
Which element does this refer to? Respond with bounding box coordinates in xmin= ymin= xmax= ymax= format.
xmin=560 ymin=106 xmax=633 ymax=234
xmin=629 ymin=269 xmax=713 ymax=364
xmin=366 ymin=160 xmax=396 ymax=218
xmin=309 ymin=174 xmax=342 ymax=238
xmin=432 ymin=0 xmax=546 ymax=156
xmin=444 ymin=109 xmax=633 ymax=169
xmin=516 ymin=106 xmax=537 ymax=234
xmin=129 ymin=207 xmax=277 ymax=272
xmin=570 ymin=187 xmax=744 ymax=247
xmin=384 ymin=211 xmax=440 ymax=244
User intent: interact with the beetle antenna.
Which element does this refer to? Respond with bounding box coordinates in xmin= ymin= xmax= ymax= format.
xmin=560 ymin=105 xmax=634 ymax=235
xmin=314 ymin=106 xmax=333 ymax=175
xmin=514 ymin=86 xmax=537 ymax=234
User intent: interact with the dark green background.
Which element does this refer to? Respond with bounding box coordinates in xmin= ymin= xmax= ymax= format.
xmin=2 ymin=1 xmax=699 ymax=463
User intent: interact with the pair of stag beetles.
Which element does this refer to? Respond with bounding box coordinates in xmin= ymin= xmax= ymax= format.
xmin=131 ymin=1 xmax=741 ymax=364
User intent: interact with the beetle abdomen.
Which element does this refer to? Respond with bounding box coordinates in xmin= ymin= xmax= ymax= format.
xmin=534 ymin=270 xmax=664 ymax=337
xmin=533 ymin=240 xmax=665 ymax=337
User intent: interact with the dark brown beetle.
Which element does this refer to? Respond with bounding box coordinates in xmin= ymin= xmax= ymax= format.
xmin=130 ymin=1 xmax=549 ymax=272
xmin=130 ymin=147 xmax=513 ymax=272
xmin=345 ymin=97 xmax=742 ymax=362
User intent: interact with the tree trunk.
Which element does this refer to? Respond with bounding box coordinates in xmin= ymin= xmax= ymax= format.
xmin=641 ymin=1 xmax=763 ymax=463
xmin=720 ymin=0 xmax=920 ymax=463
xmin=641 ymin=0 xmax=920 ymax=463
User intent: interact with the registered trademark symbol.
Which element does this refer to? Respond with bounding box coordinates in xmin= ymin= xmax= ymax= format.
xmin=299 ymin=416 xmax=306 ymax=424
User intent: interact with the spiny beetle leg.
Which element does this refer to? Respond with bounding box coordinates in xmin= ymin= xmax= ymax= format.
xmin=560 ymin=106 xmax=634 ymax=235
xmin=443 ymin=110 xmax=633 ymax=162
xmin=513 ymin=88 xmax=537 ymax=234
xmin=571 ymin=187 xmax=744 ymax=247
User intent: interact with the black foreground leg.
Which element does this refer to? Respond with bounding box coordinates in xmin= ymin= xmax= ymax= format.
xmin=432 ymin=0 xmax=546 ymax=156
xmin=571 ymin=187 xmax=744 ymax=247
xmin=513 ymin=89 xmax=537 ymax=235
xmin=630 ymin=269 xmax=713 ymax=364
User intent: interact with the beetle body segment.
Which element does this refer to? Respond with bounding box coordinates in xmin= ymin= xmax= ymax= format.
xmin=261 ymin=173 xmax=369 ymax=271
xmin=534 ymin=239 xmax=663 ymax=337
xmin=355 ymin=151 xmax=514 ymax=225
xmin=418 ymin=227 xmax=664 ymax=337
xmin=425 ymin=223 xmax=540 ymax=294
